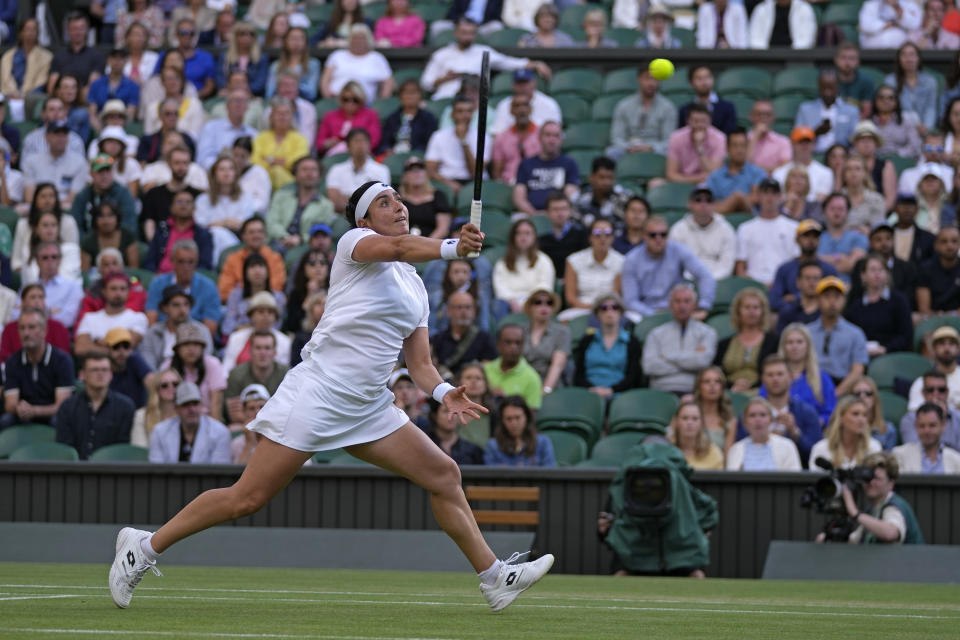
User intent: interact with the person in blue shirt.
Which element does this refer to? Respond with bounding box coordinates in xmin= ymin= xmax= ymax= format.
xmin=779 ymin=322 xmax=837 ymax=426
xmin=769 ymin=219 xmax=839 ymax=312
xmin=87 ymin=47 xmax=140 ymax=120
xmin=818 ymin=192 xmax=868 ymax=284
xmin=807 ymin=276 xmax=869 ymax=397
xmin=572 ymin=294 xmax=642 ymax=398
xmin=707 ymin=128 xmax=767 ymax=213
xmin=156 ymin=18 xmax=216 ymax=98
xmin=755 ymin=354 xmax=823 ymax=466
xmin=513 ymin=121 xmax=579 ymax=215
xmin=483 ymin=395 xmax=555 ymax=467
xmin=144 ymin=239 xmax=222 ymax=338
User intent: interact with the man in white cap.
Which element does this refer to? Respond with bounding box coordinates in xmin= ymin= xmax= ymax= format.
xmin=231 ymin=383 xmax=270 ymax=464
xmin=148 ymin=381 xmax=232 ymax=464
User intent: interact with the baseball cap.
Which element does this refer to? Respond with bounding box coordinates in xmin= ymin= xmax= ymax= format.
xmin=240 ymin=383 xmax=270 ymax=403
xmin=99 ymin=125 xmax=128 ymax=145
xmin=246 ymin=291 xmax=279 ymax=316
xmin=104 ymin=327 xmax=133 ymax=347
xmin=689 ymin=186 xmax=713 ymax=201
xmin=47 ymin=120 xmax=70 ymax=133
xmin=161 ymin=284 xmax=193 ymax=307
xmin=101 ymin=100 xmax=127 ymax=117
xmin=91 ymin=153 xmax=115 ymax=172
xmin=815 ymin=276 xmax=848 ymax=296
xmin=175 ymin=381 xmax=203 ymax=406
xmin=931 ymin=326 xmax=960 ymax=344
xmin=790 ymin=126 xmax=816 ymax=143
xmin=896 ymin=193 xmax=918 ymax=205
xmin=513 ymin=68 xmax=536 ymax=82
xmin=869 ymin=220 xmax=894 ymax=236
xmin=758 ymin=177 xmax=781 ymax=192
xmin=388 ymin=368 xmax=413 ymax=388
xmin=796 ymin=219 xmax=822 ymax=236
xmin=309 ymin=223 xmax=332 ymax=237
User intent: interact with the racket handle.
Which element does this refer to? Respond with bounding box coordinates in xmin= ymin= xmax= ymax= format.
xmin=467 ymin=199 xmax=482 ymax=258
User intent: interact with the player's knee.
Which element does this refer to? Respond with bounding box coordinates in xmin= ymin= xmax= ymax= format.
xmin=229 ymin=486 xmax=270 ymax=518
xmin=431 ymin=456 xmax=462 ymax=495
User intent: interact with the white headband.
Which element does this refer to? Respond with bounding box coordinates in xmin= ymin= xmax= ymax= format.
xmin=354 ymin=182 xmax=394 ymax=224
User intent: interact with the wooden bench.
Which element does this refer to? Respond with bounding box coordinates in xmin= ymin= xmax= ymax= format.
xmin=465 ymin=486 xmax=540 ymax=526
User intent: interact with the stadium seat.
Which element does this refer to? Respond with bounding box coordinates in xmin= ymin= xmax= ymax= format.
xmin=540 ymin=429 xmax=588 ymax=466
xmin=536 ymin=387 xmax=605 ymax=444
xmin=574 ymin=456 xmax=619 ymax=467
xmin=481 ymin=245 xmax=505 ymax=268
xmin=473 ymin=210 xmax=510 ymax=248
xmin=424 ymin=98 xmax=452 ymax=121
xmin=712 ymin=275 xmax=767 ymax=313
xmin=372 ymin=96 xmax=400 ymax=119
xmin=884 ymin=155 xmax=914 ymax=177
xmin=556 ymin=94 xmax=592 ymax=123
xmin=393 ymin=68 xmax=421 ymax=86
xmin=0 ymin=206 xmax=18 ymax=236
xmin=725 ymin=212 xmax=753 ymax=229
xmin=607 ymin=388 xmax=679 ymax=431
xmin=707 ymin=313 xmax=735 ymax=342
xmin=364 ymin=2 xmax=387 ymax=21
xmin=607 ymin=28 xmax=640 ymax=46
xmin=456 ymin=180 xmax=514 ymax=214
xmin=560 ymin=3 xmax=595 ymax=30
xmin=633 ymin=312 xmax=672 ymax=343
xmin=322 ymin=152 xmax=349 ymax=170
xmin=314 ymin=97 xmax=338 ymax=120
xmin=429 ymin=28 xmax=455 ymax=47
xmin=528 ymin=214 xmax=552 ymax=237
xmin=330 ymin=215 xmax=351 ymax=241
xmin=589 ymin=431 xmax=646 ymax=464
xmin=413 ymin=3 xmax=449 ymax=23
xmin=659 ymin=69 xmax=691 ymax=95
xmin=549 ymin=68 xmax=604 ymax=100
xmin=568 ymin=150 xmax=600 ymax=179
xmin=563 ymin=122 xmax=610 ymax=151
xmin=203 ymin=97 xmax=224 ymax=114
xmin=603 ymin=67 xmax=639 ymax=94
xmin=672 ymin=27 xmax=695 ymax=48
xmin=913 ymin=315 xmax=960 ymax=351
xmin=822 ymin=3 xmax=860 ymax=25
xmin=859 ymin=66 xmax=885 ymax=90
xmin=459 ymin=420 xmax=490 ymax=448
xmin=481 ymin=28 xmax=529 ymax=48
xmin=867 ymin=353 xmax=933 ymax=391
xmin=306 ymin=3 xmax=333 ymax=22
xmin=665 ymin=91 xmax=694 ymax=110
xmin=728 ymin=391 xmax=750 ymax=419
xmin=383 ymin=152 xmax=419 ymax=184
xmin=772 ymin=95 xmax=806 ymax=124
xmin=284 ymin=243 xmax=310 ymax=274
xmin=773 ymin=67 xmax=821 ymax=99
xmin=311 ymin=448 xmax=343 ymax=464
xmin=725 ymin=94 xmax=755 ymax=128
xmin=645 ymin=182 xmax=693 ymax=210
xmin=615 ymin=152 xmax=667 ymax=187
xmin=716 ymin=67 xmax=772 ymax=100
xmin=89 ymin=444 xmax=150 ymax=462
xmin=0 ymin=424 xmax=55 ymax=458
xmin=567 ymin=314 xmax=591 ymax=350
xmin=124 ymin=121 xmax=143 ymax=139
xmin=8 ymin=441 xmax=79 ymax=461
xmin=878 ymin=391 xmax=907 ymax=431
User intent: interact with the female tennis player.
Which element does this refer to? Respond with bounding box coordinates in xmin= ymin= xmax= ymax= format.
xmin=109 ymin=181 xmax=554 ymax=612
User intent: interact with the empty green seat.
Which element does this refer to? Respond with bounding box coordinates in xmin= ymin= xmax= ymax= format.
xmin=725 ymin=212 xmax=753 ymax=229
xmin=884 ymin=155 xmax=914 ymax=177
xmin=559 ymin=3 xmax=596 ymax=30
xmin=616 ymin=152 xmax=667 ymax=185
xmin=9 ymin=441 xmax=79 ymax=461
xmin=372 ymin=96 xmax=399 ymax=119
xmin=633 ymin=312 xmax=672 ymax=343
xmin=0 ymin=424 xmax=56 ymax=458
xmin=728 ymin=391 xmax=750 ymax=418
xmin=478 ymin=210 xmax=512 ymax=247
xmin=604 ymin=67 xmax=639 ymax=94
xmin=568 ymin=150 xmax=601 ymax=179
xmin=563 ymin=122 xmax=610 ymax=151
xmin=878 ymin=391 xmax=907 ymax=431
xmin=868 ymin=353 xmax=932 ymax=391
xmin=823 ymin=3 xmax=860 ymax=25
xmin=716 ymin=67 xmax=772 ymax=100
xmin=589 ymin=432 xmax=646 ymax=464
xmin=556 ymin=94 xmax=591 ymax=123
xmin=549 ymin=68 xmax=604 ymax=100
xmin=645 ymin=182 xmax=693 ymax=210
xmin=724 ymin=94 xmax=755 ymax=128
xmin=707 ymin=313 xmax=735 ymax=342
xmin=413 ymin=3 xmax=448 ymax=23
xmin=713 ymin=276 xmax=767 ymax=313
xmin=607 ymin=389 xmax=679 ymax=431
xmin=591 ymin=92 xmax=629 ymax=123
xmin=913 ymin=316 xmax=960 ymax=351
xmin=772 ymin=95 xmax=806 ymax=124
xmin=314 ymin=97 xmax=338 ymax=120
xmin=660 ymin=69 xmax=691 ymax=95
xmin=456 ymin=180 xmax=514 ymax=214
xmin=607 ymin=28 xmax=640 ymax=46
xmin=89 ymin=444 xmax=149 ymax=462
xmin=0 ymin=206 xmax=18 ymax=236
xmin=773 ymin=67 xmax=821 ymax=99
xmin=541 ymin=430 xmax=589 ymax=466
xmin=536 ymin=387 xmax=605 ymax=443
xmin=481 ymin=28 xmax=529 ymax=48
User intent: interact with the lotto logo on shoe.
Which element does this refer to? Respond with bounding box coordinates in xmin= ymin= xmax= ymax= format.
xmin=127 ymin=551 xmax=135 ymax=567
xmin=505 ymin=571 xmax=518 ymax=586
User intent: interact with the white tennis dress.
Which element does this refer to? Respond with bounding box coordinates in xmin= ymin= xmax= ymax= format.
xmin=247 ymin=227 xmax=429 ymax=451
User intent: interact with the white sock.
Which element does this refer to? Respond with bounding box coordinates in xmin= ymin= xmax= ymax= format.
xmin=478 ymin=559 xmax=502 ymax=585
xmin=139 ymin=534 xmax=159 ymax=562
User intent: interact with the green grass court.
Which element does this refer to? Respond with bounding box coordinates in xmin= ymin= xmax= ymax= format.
xmin=0 ymin=563 xmax=957 ymax=639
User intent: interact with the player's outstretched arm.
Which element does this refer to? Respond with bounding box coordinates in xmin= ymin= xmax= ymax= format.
xmin=402 ymin=327 xmax=488 ymax=424
xmin=352 ymin=224 xmax=484 ymax=263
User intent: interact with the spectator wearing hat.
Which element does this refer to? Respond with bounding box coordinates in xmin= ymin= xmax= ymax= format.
xmin=48 ymin=12 xmax=105 ymax=93
xmin=431 ymin=290 xmax=498 ymax=378
xmin=0 ymin=308 xmax=74 ymax=431
xmin=795 ymin=71 xmax=859 ymax=154
xmin=162 ymin=323 xmax=227 ymax=422
xmin=490 ymin=68 xmax=561 ymax=138
xmin=849 ymin=221 xmax=918 ymax=305
xmin=844 ymin=254 xmax=913 ymax=357
xmin=916 ymin=169 xmax=951 ymax=236
xmin=144 ymin=239 xmax=222 ymax=337
xmin=665 ymin=104 xmax=726 ymax=185
xmin=139 ymin=285 xmax=214 ymax=371
xmin=387 ymin=367 xmax=430 ymax=430
xmin=818 ymin=192 xmax=868 ymax=283
xmin=572 ymin=293 xmax=642 ymax=398
xmin=230 ymin=383 xmax=269 ymax=464
xmin=770 ymin=220 xmax=840 ymax=312
xmin=224 ymin=330 xmax=288 ymax=426
xmin=776 ymin=261 xmax=826 ymax=335
xmin=87 ymin=47 xmax=140 ymax=128
xmin=217 ymin=217 xmax=285 ymax=303
xmin=749 ymin=0 xmax=817 ymax=49
xmin=55 ymin=351 xmax=136 ymax=460
xmin=746 ymin=99 xmax=792 ymax=173
xmin=105 ymin=327 xmax=152 ymax=410
xmin=707 ymin=128 xmax=767 ymax=213
xmin=21 ymin=97 xmax=87 ymax=166
xmin=889 ymin=194 xmax=935 ymax=266
xmin=678 ymin=66 xmax=738 ymax=135
xmin=491 ymin=92 xmax=540 ymax=184
xmin=308 ymin=223 xmax=334 ymax=254
xmin=22 ymin=120 xmax=89 ymax=208
xmin=144 ymin=190 xmax=214 ymax=274
xmin=0 ymin=284 xmax=70 ymax=362
xmin=735 ymin=179 xmax=800 ymax=287
xmin=908 ymin=332 xmax=960 ymax=414
xmin=265 ymin=155 xmax=337 ymax=249
xmin=859 ymin=0 xmax=923 ymax=49
xmin=916 ymin=226 xmax=960 ymax=317
xmin=325 ymin=129 xmax=391 ymax=214
xmin=222 ymin=291 xmax=292 ymax=372
xmin=399 ymin=157 xmax=454 ymax=239
xmin=196 ymin=89 xmax=258 ymax=170
xmin=808 ymin=276 xmax=869 ymax=396
xmin=624 ymin=214 xmax=716 ymax=318
xmin=90 ymin=121 xmax=142 ymax=197
xmin=899 ymin=131 xmax=954 ymax=196
xmin=89 ymin=102 xmax=137 ymax=158
xmin=74 ymin=273 xmax=149 ymax=356
xmin=667 ymin=187 xmax=737 ymax=281
xmin=378 ymin=79 xmax=438 ymax=156
xmin=636 ymin=4 xmax=682 ymax=48
xmin=607 ymin=67 xmax=677 ymax=160
xmin=0 ymin=19 xmax=52 ymax=124
xmin=69 ymin=153 xmax=138 ymax=234
xmin=848 ymin=120 xmax=898 ymax=214
xmin=77 ymin=248 xmax=146 ymax=325
xmin=835 ymin=43 xmax=876 ymax=118
xmin=148 ymin=381 xmax=231 ymax=463
xmin=772 ymin=127 xmax=834 ymax=202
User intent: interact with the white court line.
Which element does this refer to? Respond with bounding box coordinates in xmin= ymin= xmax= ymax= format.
xmin=0 ymin=595 xmax=78 ymax=602
xmin=0 ymin=629 xmax=456 ymax=640
xmin=2 ymin=584 xmax=959 ymax=613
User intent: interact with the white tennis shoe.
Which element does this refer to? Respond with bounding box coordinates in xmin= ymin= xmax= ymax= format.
xmin=480 ymin=552 xmax=555 ymax=612
xmin=109 ymin=527 xmax=162 ymax=608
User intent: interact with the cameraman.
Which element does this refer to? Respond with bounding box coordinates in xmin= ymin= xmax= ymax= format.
xmin=816 ymin=452 xmax=925 ymax=545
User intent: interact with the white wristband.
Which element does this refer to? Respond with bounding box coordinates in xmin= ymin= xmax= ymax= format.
xmin=440 ymin=238 xmax=460 ymax=260
xmin=432 ymin=382 xmax=456 ymax=403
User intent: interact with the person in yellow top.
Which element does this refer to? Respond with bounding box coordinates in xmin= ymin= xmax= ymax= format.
xmin=667 ymin=401 xmax=725 ymax=470
xmin=251 ymin=96 xmax=308 ymax=189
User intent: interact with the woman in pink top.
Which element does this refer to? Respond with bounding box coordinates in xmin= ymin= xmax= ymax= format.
xmin=373 ymin=0 xmax=426 ymax=48
xmin=315 ymin=81 xmax=381 ymax=156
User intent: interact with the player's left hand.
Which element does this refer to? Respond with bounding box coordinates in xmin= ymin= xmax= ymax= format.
xmin=457 ymin=224 xmax=484 ymax=256
xmin=442 ymin=385 xmax=489 ymax=425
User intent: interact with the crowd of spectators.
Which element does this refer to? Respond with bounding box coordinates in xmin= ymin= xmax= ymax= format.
xmin=0 ymin=1 xmax=957 ymax=479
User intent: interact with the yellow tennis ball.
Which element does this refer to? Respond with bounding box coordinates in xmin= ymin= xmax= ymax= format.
xmin=649 ymin=58 xmax=675 ymax=81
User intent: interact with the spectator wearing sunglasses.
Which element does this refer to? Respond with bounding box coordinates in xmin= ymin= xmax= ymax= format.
xmin=898 ymin=131 xmax=954 ymax=195
xmin=106 ymin=327 xmax=152 ymax=410
xmin=572 ymin=293 xmax=642 ymax=399
xmin=560 ymin=219 xmax=625 ymax=322
xmin=156 ymin=18 xmax=217 ymax=99
xmin=900 ymin=371 xmax=960 ymax=451
xmin=806 ymin=276 xmax=868 ymax=397
xmin=667 ymin=187 xmax=736 ymax=280
xmin=907 ymin=327 xmax=960 ymax=412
